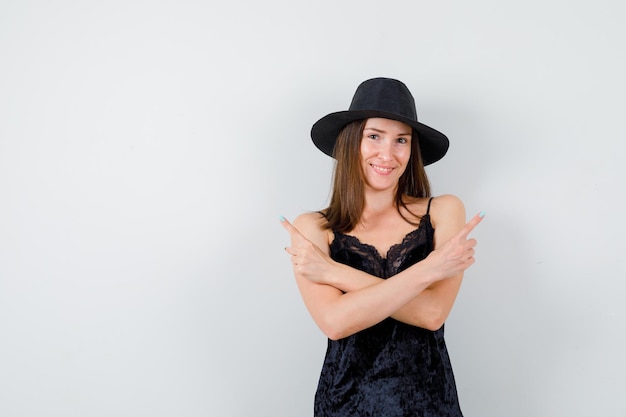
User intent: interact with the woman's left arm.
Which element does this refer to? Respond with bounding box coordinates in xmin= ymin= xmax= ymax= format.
xmin=285 ymin=195 xmax=476 ymax=331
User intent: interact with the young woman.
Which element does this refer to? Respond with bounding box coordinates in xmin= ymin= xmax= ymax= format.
xmin=281 ymin=78 xmax=483 ymax=416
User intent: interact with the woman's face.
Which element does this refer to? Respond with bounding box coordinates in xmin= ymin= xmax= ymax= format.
xmin=360 ymin=118 xmax=412 ymax=192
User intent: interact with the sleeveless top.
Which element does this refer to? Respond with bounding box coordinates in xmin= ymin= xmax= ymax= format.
xmin=314 ymin=199 xmax=463 ymax=417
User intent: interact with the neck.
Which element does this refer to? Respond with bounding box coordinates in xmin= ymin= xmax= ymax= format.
xmin=363 ymin=188 xmax=397 ymax=216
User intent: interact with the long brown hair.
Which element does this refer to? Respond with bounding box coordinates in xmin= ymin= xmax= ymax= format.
xmin=322 ymin=119 xmax=431 ymax=233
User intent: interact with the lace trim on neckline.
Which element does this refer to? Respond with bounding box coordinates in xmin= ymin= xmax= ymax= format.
xmin=332 ymin=215 xmax=430 ymax=261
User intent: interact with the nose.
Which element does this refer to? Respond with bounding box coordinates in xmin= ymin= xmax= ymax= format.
xmin=378 ymin=139 xmax=392 ymax=161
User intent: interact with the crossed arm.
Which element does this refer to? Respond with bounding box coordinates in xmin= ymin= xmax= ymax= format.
xmin=281 ymin=195 xmax=483 ymax=340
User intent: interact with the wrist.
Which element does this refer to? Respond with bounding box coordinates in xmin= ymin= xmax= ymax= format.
xmin=414 ymin=257 xmax=441 ymax=286
xmin=326 ymin=260 xmax=344 ymax=288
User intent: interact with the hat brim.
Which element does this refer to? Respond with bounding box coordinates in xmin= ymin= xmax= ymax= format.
xmin=311 ymin=110 xmax=449 ymax=166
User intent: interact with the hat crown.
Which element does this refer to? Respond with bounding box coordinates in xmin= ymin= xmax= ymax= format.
xmin=349 ymin=78 xmax=418 ymax=122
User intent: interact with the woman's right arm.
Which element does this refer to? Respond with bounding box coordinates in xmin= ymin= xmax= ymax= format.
xmin=283 ymin=212 xmax=470 ymax=340
xmin=282 ymin=208 xmax=482 ymax=339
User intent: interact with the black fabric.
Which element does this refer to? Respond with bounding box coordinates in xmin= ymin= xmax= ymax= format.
xmin=314 ymin=214 xmax=463 ymax=417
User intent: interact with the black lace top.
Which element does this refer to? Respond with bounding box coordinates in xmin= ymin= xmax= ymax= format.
xmin=314 ymin=211 xmax=464 ymax=417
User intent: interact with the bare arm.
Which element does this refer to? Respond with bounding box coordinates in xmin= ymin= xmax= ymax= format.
xmin=281 ymin=198 xmax=482 ymax=339
xmin=322 ymin=195 xmax=475 ymax=330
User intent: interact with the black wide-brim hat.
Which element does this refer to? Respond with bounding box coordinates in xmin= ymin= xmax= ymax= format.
xmin=311 ymin=77 xmax=449 ymax=166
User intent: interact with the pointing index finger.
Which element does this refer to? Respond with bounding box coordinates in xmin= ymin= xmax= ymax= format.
xmin=279 ymin=216 xmax=303 ymax=238
xmin=459 ymin=211 xmax=485 ymax=239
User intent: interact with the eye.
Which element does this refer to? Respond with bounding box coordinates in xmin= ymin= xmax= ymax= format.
xmin=367 ymin=134 xmax=379 ymax=140
xmin=396 ymin=137 xmax=409 ymax=144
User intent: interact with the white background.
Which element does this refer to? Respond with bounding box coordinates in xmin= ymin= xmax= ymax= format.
xmin=1 ymin=1 xmax=625 ymax=416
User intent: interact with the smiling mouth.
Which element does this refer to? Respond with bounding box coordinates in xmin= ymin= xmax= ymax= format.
xmin=370 ymin=164 xmax=394 ymax=174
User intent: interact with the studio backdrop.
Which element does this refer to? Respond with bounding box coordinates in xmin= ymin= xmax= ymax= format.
xmin=1 ymin=1 xmax=625 ymax=416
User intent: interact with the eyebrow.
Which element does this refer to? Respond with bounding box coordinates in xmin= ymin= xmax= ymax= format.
xmin=364 ymin=127 xmax=412 ymax=136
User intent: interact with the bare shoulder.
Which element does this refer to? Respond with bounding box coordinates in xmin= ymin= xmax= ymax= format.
xmin=429 ymin=194 xmax=466 ymax=231
xmin=430 ymin=194 xmax=465 ymax=214
xmin=293 ymin=211 xmax=332 ymax=249
xmin=293 ymin=211 xmax=327 ymax=232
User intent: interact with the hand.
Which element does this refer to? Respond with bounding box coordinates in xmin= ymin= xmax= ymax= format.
xmin=426 ymin=212 xmax=484 ymax=282
xmin=280 ymin=216 xmax=336 ymax=284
